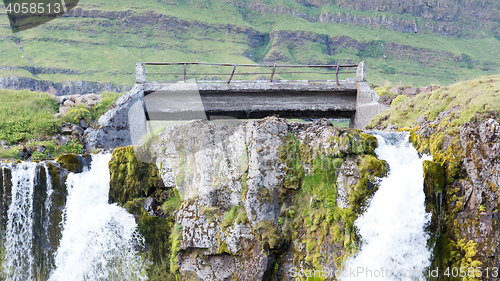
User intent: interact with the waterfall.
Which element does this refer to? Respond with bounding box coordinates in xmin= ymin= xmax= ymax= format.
xmin=4 ymin=162 xmax=37 ymax=281
xmin=0 ymin=154 xmax=148 ymax=281
xmin=2 ymin=162 xmax=56 ymax=280
xmin=48 ymin=154 xmax=148 ymax=281
xmin=341 ymin=132 xmax=432 ymax=280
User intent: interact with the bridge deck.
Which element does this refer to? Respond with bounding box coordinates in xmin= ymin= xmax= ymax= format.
xmin=143 ymin=81 xmax=357 ymax=120
xmin=134 ymin=62 xmax=388 ymax=129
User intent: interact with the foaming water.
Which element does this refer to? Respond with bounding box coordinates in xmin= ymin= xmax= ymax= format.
xmin=341 ymin=132 xmax=432 ymax=280
xmin=48 ymin=154 xmax=148 ymax=281
xmin=4 ymin=163 xmax=37 ymax=280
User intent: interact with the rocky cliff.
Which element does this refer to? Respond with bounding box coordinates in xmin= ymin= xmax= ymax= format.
xmin=108 ymin=118 xmax=388 ymax=280
xmin=0 ymin=76 xmax=130 ymax=96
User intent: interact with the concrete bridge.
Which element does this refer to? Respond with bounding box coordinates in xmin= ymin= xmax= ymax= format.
xmin=134 ymin=62 xmax=388 ymax=129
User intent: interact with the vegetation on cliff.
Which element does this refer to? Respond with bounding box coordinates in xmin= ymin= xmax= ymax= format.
xmin=277 ymin=130 xmax=388 ymax=271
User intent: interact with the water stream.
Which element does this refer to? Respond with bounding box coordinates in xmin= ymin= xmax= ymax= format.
xmin=0 ymin=155 xmax=148 ymax=281
xmin=341 ymin=132 xmax=432 ymax=280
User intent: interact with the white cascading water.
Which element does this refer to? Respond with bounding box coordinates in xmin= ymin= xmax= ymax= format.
xmin=48 ymin=154 xmax=148 ymax=281
xmin=341 ymin=132 xmax=432 ymax=280
xmin=4 ymin=163 xmax=37 ymax=280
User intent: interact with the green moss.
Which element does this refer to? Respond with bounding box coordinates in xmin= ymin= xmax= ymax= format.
xmin=257 ymin=187 xmax=273 ymax=203
xmin=423 ymin=160 xmax=445 ymax=195
xmin=360 ymin=133 xmax=378 ymax=156
xmin=221 ymin=205 xmax=246 ymax=230
xmin=161 ymin=195 xmax=181 ymax=216
xmin=108 ymin=146 xmax=162 ymax=205
xmin=170 ymin=223 xmax=182 ymax=275
xmin=256 ymin=219 xmax=282 ymax=250
xmin=391 ymin=95 xmax=410 ymax=108
xmin=346 ymin=154 xmax=388 ymax=215
xmin=55 ymin=153 xmax=83 ymax=173
xmin=279 ymin=134 xmax=305 ymax=190
xmin=275 ymin=129 xmax=391 ymax=271
xmin=199 ymin=206 xmax=218 ymax=223
xmin=236 ymin=212 xmax=248 ymax=226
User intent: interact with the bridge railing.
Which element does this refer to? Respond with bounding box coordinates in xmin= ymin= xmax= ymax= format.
xmin=135 ymin=62 xmax=361 ymax=85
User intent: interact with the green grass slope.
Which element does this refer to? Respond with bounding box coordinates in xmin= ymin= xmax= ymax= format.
xmin=0 ymin=0 xmax=499 ymax=89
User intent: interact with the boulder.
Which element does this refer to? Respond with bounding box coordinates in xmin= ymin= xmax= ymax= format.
xmin=55 ymin=96 xmax=67 ymax=104
xmin=419 ymin=86 xmax=433 ymax=93
xmin=72 ymin=125 xmax=85 ymax=135
xmin=74 ymin=96 xmax=87 ymax=105
xmin=61 ymin=127 xmax=72 ymax=135
xmin=59 ymin=106 xmax=69 ymax=115
xmin=86 ymin=94 xmax=98 ymax=101
xmin=388 ymin=88 xmax=403 ymax=95
xmin=403 ymin=87 xmax=420 ymax=97
xmin=63 ymin=100 xmax=75 ymax=107
xmin=78 ymin=120 xmax=88 ymax=129
xmin=85 ymin=84 xmax=144 ymax=150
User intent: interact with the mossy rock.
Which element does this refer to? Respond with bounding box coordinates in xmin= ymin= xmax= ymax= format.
xmin=423 ymin=160 xmax=445 ymax=194
xmin=108 ymin=146 xmax=163 ymax=205
xmin=360 ymin=133 xmax=378 ymax=156
xmin=422 ymin=160 xmax=445 ymax=215
xmin=55 ymin=153 xmax=83 ymax=173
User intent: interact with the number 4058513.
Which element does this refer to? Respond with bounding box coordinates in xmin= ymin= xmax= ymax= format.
xmin=5 ymin=2 xmax=61 ymax=15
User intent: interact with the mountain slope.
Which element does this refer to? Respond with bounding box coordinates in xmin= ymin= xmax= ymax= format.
xmin=1 ymin=0 xmax=499 ymax=91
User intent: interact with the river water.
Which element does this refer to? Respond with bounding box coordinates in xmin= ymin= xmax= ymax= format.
xmin=341 ymin=132 xmax=432 ymax=280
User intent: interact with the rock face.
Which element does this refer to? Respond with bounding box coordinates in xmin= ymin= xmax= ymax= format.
xmin=0 ymin=76 xmax=129 ymax=96
xmin=457 ymin=119 xmax=500 ymax=268
xmin=410 ymin=116 xmax=500 ymax=272
xmin=85 ymin=84 xmax=144 ymax=151
xmin=116 ymin=117 xmax=388 ymax=280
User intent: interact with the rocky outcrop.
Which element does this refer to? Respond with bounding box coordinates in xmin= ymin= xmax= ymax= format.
xmin=110 ymin=117 xmax=388 ymax=280
xmin=457 ymin=119 xmax=500 ymax=269
xmin=84 ymin=84 xmax=143 ymax=151
xmin=410 ymin=115 xmax=500 ymax=274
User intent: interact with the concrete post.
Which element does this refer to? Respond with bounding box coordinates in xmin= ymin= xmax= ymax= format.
xmin=136 ymin=63 xmax=145 ymax=84
xmin=356 ymin=61 xmax=366 ymax=82
xmin=353 ymin=82 xmax=389 ymax=129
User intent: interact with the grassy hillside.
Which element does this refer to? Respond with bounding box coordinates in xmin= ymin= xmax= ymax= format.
xmin=0 ymin=0 xmax=499 ymax=89
xmin=368 ymin=75 xmax=500 ymax=130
